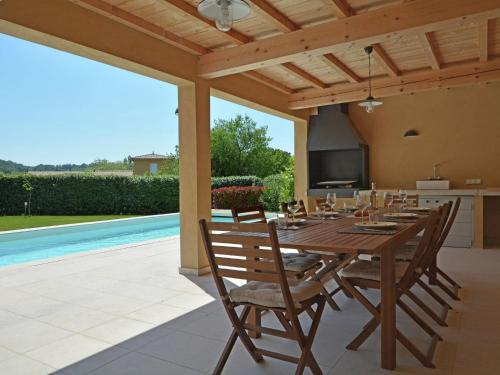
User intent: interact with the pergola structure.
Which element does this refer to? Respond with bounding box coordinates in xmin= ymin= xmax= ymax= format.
xmin=2 ymin=0 xmax=500 ymax=272
xmin=3 ymin=2 xmax=500 ymax=373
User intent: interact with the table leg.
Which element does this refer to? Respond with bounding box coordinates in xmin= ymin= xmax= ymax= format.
xmin=380 ymin=247 xmax=396 ymax=370
xmin=247 ymin=308 xmax=261 ymax=338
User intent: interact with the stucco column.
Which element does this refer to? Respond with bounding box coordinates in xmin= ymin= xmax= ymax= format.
xmin=294 ymin=119 xmax=310 ymax=211
xmin=178 ymin=80 xmax=211 ymax=275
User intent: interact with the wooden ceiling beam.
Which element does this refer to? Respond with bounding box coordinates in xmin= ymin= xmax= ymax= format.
xmin=250 ymin=0 xmax=299 ymax=32
xmin=71 ymin=0 xmax=293 ymax=94
xmin=198 ymin=0 xmax=500 ymax=78
xmin=288 ymin=59 xmax=500 ymax=109
xmin=320 ymin=54 xmax=361 ymax=82
xmin=281 ymin=63 xmax=329 ymax=89
xmin=418 ymin=32 xmax=440 ymax=70
xmin=479 ymin=19 xmax=489 ymax=63
xmin=372 ymin=43 xmax=400 ymax=77
xmin=71 ymin=0 xmax=209 ymax=55
xmin=328 ymin=0 xmax=353 ymax=18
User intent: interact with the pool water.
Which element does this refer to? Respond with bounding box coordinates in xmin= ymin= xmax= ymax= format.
xmin=0 ymin=214 xmax=233 ymax=267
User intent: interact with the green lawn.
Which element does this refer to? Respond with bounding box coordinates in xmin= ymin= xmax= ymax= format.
xmin=0 ymin=215 xmax=139 ymax=232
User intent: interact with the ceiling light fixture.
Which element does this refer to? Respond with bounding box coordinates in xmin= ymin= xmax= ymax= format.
xmin=358 ymin=46 xmax=383 ymax=113
xmin=198 ymin=0 xmax=251 ymax=32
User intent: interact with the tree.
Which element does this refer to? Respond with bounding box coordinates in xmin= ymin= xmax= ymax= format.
xmin=210 ymin=115 xmax=292 ymax=178
xmin=158 ymin=146 xmax=180 ymax=175
xmin=22 ymin=175 xmax=34 ymax=216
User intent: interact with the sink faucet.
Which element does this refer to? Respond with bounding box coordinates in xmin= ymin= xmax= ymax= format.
xmin=431 ymin=163 xmax=441 ymax=180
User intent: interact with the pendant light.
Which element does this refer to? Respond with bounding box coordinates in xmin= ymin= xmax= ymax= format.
xmin=358 ymin=46 xmax=383 ymax=113
xmin=198 ymin=0 xmax=251 ymax=32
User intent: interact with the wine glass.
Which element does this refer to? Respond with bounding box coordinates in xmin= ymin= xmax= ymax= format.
xmin=360 ymin=196 xmax=371 ymax=224
xmin=326 ymin=192 xmax=337 ymax=218
xmin=384 ymin=192 xmax=394 ymax=213
xmin=315 ymin=205 xmax=326 ymax=222
xmin=399 ymin=189 xmax=407 ymax=212
xmin=287 ymin=200 xmax=301 ymax=229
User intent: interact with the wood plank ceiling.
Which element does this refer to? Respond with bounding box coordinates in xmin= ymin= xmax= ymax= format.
xmin=73 ymin=0 xmax=500 ymax=108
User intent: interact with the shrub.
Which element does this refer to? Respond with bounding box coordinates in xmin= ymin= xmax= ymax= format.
xmin=260 ymin=166 xmax=295 ymax=211
xmin=212 ymin=186 xmax=264 ymax=209
xmin=0 ymin=174 xmax=179 ymax=215
xmin=211 ymin=176 xmax=262 ymax=189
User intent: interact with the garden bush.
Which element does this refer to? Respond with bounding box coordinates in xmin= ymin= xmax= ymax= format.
xmin=212 ymin=186 xmax=264 ymax=209
xmin=0 ymin=174 xmax=179 ymax=215
xmin=211 ymin=176 xmax=262 ymax=189
xmin=260 ymin=166 xmax=295 ymax=211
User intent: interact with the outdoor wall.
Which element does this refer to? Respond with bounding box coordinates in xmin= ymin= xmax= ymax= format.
xmin=349 ymin=82 xmax=500 ymax=189
xmin=133 ymin=160 xmax=159 ymax=175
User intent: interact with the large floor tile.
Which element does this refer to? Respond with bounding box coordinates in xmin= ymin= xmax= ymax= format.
xmin=81 ymin=317 xmax=155 ymax=345
xmin=38 ymin=305 xmax=115 ymax=332
xmin=0 ymin=355 xmax=55 ymax=375
xmin=0 ymin=319 xmax=72 ymax=353
xmin=26 ymin=334 xmax=110 ymax=369
xmin=86 ymin=351 xmax=203 ymax=375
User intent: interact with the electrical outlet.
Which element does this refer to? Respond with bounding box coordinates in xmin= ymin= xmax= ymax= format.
xmin=466 ymin=179 xmax=482 ymax=185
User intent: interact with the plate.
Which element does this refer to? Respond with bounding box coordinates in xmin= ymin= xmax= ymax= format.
xmin=406 ymin=207 xmax=431 ymax=212
xmin=354 ymin=221 xmax=398 ymax=230
xmin=311 ymin=211 xmax=339 ymax=217
xmin=290 ymin=218 xmax=307 ymax=224
xmin=384 ymin=213 xmax=418 ymax=219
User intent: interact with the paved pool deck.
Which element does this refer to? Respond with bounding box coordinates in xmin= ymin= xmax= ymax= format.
xmin=0 ymin=238 xmax=498 ymax=374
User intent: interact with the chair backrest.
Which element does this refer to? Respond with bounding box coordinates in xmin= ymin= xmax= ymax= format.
xmin=231 ymin=205 xmax=267 ymax=224
xmin=428 ymin=198 xmax=461 ymax=260
xmin=400 ymin=205 xmax=449 ymax=286
xmin=199 ymin=220 xmax=296 ymax=312
xmin=280 ymin=200 xmax=308 ymax=218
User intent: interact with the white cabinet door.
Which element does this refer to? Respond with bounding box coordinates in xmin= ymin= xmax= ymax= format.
xmin=419 ymin=196 xmax=474 ymax=248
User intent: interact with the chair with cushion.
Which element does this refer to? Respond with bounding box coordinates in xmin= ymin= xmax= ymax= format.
xmin=341 ymin=208 xmax=446 ymax=368
xmin=281 ymin=200 xmax=357 ymax=311
xmin=231 ymin=205 xmax=321 ymax=280
xmin=199 ymin=220 xmax=326 ymax=375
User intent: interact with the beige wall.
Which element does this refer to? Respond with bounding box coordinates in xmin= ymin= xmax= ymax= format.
xmin=349 ymin=83 xmax=500 ymax=189
xmin=133 ymin=159 xmax=161 ymax=175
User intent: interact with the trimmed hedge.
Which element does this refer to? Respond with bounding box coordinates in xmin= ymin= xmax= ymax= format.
xmin=0 ymin=175 xmax=264 ymax=215
xmin=211 ymin=176 xmax=262 ymax=189
xmin=212 ymin=186 xmax=264 ymax=209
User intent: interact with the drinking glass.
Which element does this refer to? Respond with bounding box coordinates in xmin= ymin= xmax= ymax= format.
xmin=360 ymin=195 xmax=371 ymax=224
xmin=399 ymin=190 xmax=407 ymax=213
xmin=287 ymin=200 xmax=301 ymax=229
xmin=326 ymin=192 xmax=337 ymax=217
xmin=384 ymin=192 xmax=394 ymax=213
xmin=315 ymin=205 xmax=326 ymax=222
xmin=277 ymin=212 xmax=288 ymax=229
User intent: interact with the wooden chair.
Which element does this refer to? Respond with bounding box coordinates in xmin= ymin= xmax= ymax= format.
xmin=281 ymin=200 xmax=357 ymax=311
xmin=231 ymin=205 xmax=322 ymax=281
xmin=199 ymin=220 xmax=326 ymax=375
xmin=341 ymin=208 xmax=446 ymax=368
xmin=314 ymin=198 xmax=337 ymax=212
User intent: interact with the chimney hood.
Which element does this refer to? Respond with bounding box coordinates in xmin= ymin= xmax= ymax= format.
xmin=307 ymin=104 xmax=369 ymax=198
xmin=307 ymin=103 xmax=366 ymax=151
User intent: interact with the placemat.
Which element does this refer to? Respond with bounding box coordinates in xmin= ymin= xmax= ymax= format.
xmin=276 ymin=219 xmax=323 ymax=231
xmin=337 ymin=224 xmax=406 ymax=235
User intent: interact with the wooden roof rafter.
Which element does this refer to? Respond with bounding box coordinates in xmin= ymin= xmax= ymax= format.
xmin=162 ymin=0 xmax=325 ymax=90
xmin=250 ymin=0 xmax=362 ymax=84
xmin=418 ymin=32 xmax=441 ymax=70
xmin=71 ymin=0 xmax=294 ymax=94
xmin=198 ymin=0 xmax=500 ymax=78
xmin=372 ymin=43 xmax=400 ymax=77
xmin=479 ymin=19 xmax=490 ymax=62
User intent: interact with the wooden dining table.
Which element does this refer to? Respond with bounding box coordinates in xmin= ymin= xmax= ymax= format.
xmin=272 ymin=215 xmax=429 ymax=370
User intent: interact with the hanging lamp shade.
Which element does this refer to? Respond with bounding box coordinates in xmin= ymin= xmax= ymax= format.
xmin=358 ymin=46 xmax=383 ymax=113
xmin=198 ymin=0 xmax=251 ymax=32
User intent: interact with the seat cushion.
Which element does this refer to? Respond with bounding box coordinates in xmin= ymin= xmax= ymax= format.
xmin=229 ymin=279 xmax=322 ymax=309
xmin=372 ymin=244 xmax=416 ymax=262
xmin=282 ymin=253 xmax=321 ymax=273
xmin=305 ymin=250 xmax=341 ymax=257
xmin=341 ymin=260 xmax=408 ymax=282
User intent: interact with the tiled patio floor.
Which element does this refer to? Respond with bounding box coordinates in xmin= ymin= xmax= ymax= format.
xmin=0 ymin=237 xmax=499 ymax=374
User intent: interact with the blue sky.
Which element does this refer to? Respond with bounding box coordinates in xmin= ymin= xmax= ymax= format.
xmin=0 ymin=33 xmax=293 ymax=166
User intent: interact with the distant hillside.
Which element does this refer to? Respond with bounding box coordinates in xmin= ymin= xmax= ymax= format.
xmin=0 ymin=158 xmax=132 ymax=174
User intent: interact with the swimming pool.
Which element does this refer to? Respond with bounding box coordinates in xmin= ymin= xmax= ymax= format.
xmin=0 ymin=214 xmax=232 ymax=267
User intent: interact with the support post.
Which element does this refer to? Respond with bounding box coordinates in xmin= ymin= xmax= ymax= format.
xmin=178 ymin=80 xmax=212 ymax=275
xmin=294 ymin=119 xmax=309 ymax=210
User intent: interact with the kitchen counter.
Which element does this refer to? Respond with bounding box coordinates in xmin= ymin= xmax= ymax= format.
xmin=360 ymin=189 xmax=500 ymax=196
